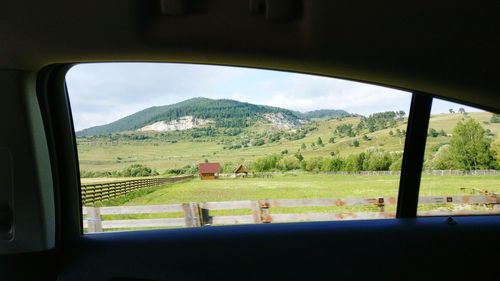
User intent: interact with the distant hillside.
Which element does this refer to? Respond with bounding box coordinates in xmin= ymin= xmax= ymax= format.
xmin=298 ymin=109 xmax=351 ymax=119
xmin=77 ymin=98 xmax=353 ymax=136
xmin=77 ymin=98 xmax=288 ymax=136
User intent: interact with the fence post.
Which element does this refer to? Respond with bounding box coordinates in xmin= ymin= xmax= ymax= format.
xmin=182 ymin=203 xmax=201 ymax=227
xmin=259 ymin=199 xmax=272 ymax=223
xmin=87 ymin=207 xmax=103 ymax=233
xmin=251 ymin=201 xmax=262 ymax=223
xmin=200 ymin=208 xmax=212 ymax=226
xmin=493 ymin=193 xmax=500 ymax=212
xmin=377 ymin=197 xmax=385 ymax=213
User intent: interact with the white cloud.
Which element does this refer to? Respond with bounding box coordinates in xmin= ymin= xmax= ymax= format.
xmin=66 ymin=63 xmax=414 ymax=130
xmin=259 ymin=74 xmax=411 ymax=115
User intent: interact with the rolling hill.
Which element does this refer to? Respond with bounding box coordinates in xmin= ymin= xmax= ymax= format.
xmin=75 ymin=110 xmax=499 ymax=173
xmin=76 ymin=98 xmax=350 ymax=136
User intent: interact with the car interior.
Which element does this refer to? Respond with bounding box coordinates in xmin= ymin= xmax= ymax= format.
xmin=1 ymin=1 xmax=499 ymax=280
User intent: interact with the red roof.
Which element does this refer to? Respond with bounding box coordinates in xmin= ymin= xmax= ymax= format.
xmin=199 ymin=163 xmax=221 ymax=173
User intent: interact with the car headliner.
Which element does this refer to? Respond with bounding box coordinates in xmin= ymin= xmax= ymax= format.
xmin=0 ymin=1 xmax=498 ymax=111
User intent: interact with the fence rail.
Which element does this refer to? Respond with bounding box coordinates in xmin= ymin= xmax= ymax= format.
xmin=81 ymin=175 xmax=193 ymax=205
xmin=83 ymin=193 xmax=500 ymax=233
xmin=223 ymin=170 xmax=499 ymax=178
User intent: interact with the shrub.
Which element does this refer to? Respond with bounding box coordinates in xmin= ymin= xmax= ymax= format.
xmin=428 ymin=128 xmax=439 ymax=137
xmin=251 ymin=139 xmax=265 ymax=146
xmin=351 ymin=139 xmax=360 ymax=147
xmin=252 ymin=154 xmax=282 ymax=172
xmin=343 ymin=153 xmax=365 ymax=172
xmin=121 ymin=164 xmax=159 ymax=177
xmin=389 ymin=152 xmax=403 ymax=171
xmin=363 ymin=148 xmax=392 ymax=171
xmin=277 ymin=156 xmax=300 ymax=171
xmin=305 ymin=157 xmax=323 ymax=172
xmin=322 ymin=156 xmax=344 ymax=172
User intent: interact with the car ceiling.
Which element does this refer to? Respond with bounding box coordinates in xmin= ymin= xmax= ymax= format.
xmin=1 ymin=1 xmax=499 ymax=111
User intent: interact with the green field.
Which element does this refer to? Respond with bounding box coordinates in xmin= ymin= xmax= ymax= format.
xmin=76 ymin=112 xmax=500 ymax=172
xmin=94 ymin=173 xmax=500 ymax=220
xmin=79 ymin=111 xmax=499 ymax=224
xmin=120 ymin=173 xmax=500 ymax=203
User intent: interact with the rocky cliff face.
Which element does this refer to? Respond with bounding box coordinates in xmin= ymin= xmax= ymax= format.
xmin=263 ymin=112 xmax=301 ymax=130
xmin=137 ymin=116 xmax=213 ymax=132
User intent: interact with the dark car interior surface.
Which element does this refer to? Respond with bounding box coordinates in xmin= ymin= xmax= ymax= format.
xmin=1 ymin=1 xmax=500 ymax=281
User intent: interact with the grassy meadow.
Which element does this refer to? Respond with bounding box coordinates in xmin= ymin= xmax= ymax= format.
xmin=91 ymin=173 xmax=500 ymax=222
xmin=120 ymin=173 xmax=500 ymax=206
xmin=77 ymin=112 xmax=500 ymax=172
xmin=79 ymin=111 xmax=500 ymax=227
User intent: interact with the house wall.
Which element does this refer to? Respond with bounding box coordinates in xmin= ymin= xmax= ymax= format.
xmin=200 ymin=173 xmax=216 ymax=180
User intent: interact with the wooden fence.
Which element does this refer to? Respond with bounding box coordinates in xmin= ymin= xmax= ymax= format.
xmin=220 ymin=170 xmax=499 ymax=178
xmin=81 ymin=175 xmax=193 ymax=205
xmin=83 ymin=193 xmax=500 ymax=233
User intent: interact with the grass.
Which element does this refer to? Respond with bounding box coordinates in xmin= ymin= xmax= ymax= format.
xmin=88 ymin=173 xmax=499 ymax=217
xmin=78 ymin=111 xmax=500 ymax=231
xmin=124 ymin=173 xmax=399 ymax=205
xmin=76 ymin=112 xmax=499 ymax=172
xmin=123 ymin=173 xmax=500 ymax=206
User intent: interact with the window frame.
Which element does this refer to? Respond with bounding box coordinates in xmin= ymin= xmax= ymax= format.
xmin=36 ymin=62 xmax=499 ymax=237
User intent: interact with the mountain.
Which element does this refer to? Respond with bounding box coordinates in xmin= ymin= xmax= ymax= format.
xmin=297 ymin=109 xmax=351 ymax=119
xmin=76 ymin=97 xmax=351 ymax=136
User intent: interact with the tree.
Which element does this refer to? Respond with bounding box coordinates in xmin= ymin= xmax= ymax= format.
xmin=458 ymin=108 xmax=467 ymax=115
xmin=316 ymin=137 xmax=323 ymax=146
xmin=251 ymin=139 xmax=265 ymax=146
xmin=363 ymin=148 xmax=392 ymax=171
xmin=335 ymin=124 xmax=354 ymax=137
xmin=491 ymin=114 xmax=500 ymax=123
xmin=389 ymin=152 xmax=403 ymax=171
xmin=121 ymin=164 xmax=158 ymax=177
xmin=397 ymin=110 xmax=406 ymax=120
xmin=449 ymin=109 xmax=455 ymax=114
xmin=252 ymin=154 xmax=281 ymax=172
xmin=322 ymin=156 xmax=344 ymax=172
xmin=343 ymin=153 xmax=364 ymax=172
xmin=389 ymin=157 xmax=403 ymax=171
xmin=428 ymin=128 xmax=439 ymax=138
xmin=277 ymin=156 xmax=300 ymax=171
xmin=449 ymin=118 xmax=492 ymax=170
xmin=491 ymin=137 xmax=500 ymax=168
xmin=351 ymin=139 xmax=360 ymax=147
xmin=294 ymin=151 xmax=304 ymax=162
xmin=430 ymin=145 xmax=458 ymax=170
xmin=305 ymin=157 xmax=323 ymax=171
xmin=394 ymin=129 xmax=406 ymax=144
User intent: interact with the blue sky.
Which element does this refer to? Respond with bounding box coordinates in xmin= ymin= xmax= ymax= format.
xmin=66 ymin=63 xmax=481 ymax=131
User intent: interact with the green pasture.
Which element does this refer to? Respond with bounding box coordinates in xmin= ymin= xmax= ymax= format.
xmin=76 ymin=112 xmax=499 ymax=172
xmin=93 ymin=173 xmax=500 ymax=220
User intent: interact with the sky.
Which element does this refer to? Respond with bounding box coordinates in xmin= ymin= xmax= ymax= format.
xmin=66 ymin=63 xmax=481 ymax=131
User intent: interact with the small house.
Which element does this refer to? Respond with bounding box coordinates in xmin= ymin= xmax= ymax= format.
xmin=199 ymin=163 xmax=221 ymax=180
xmin=234 ymin=164 xmax=249 ymax=177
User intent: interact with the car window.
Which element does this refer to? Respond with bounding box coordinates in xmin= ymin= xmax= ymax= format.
xmin=417 ymin=98 xmax=500 ymax=216
xmin=65 ymin=63 xmax=412 ymax=233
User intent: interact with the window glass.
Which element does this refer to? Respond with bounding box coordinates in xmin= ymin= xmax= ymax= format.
xmin=65 ymin=63 xmax=411 ymax=233
xmin=418 ymin=98 xmax=500 ymax=216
